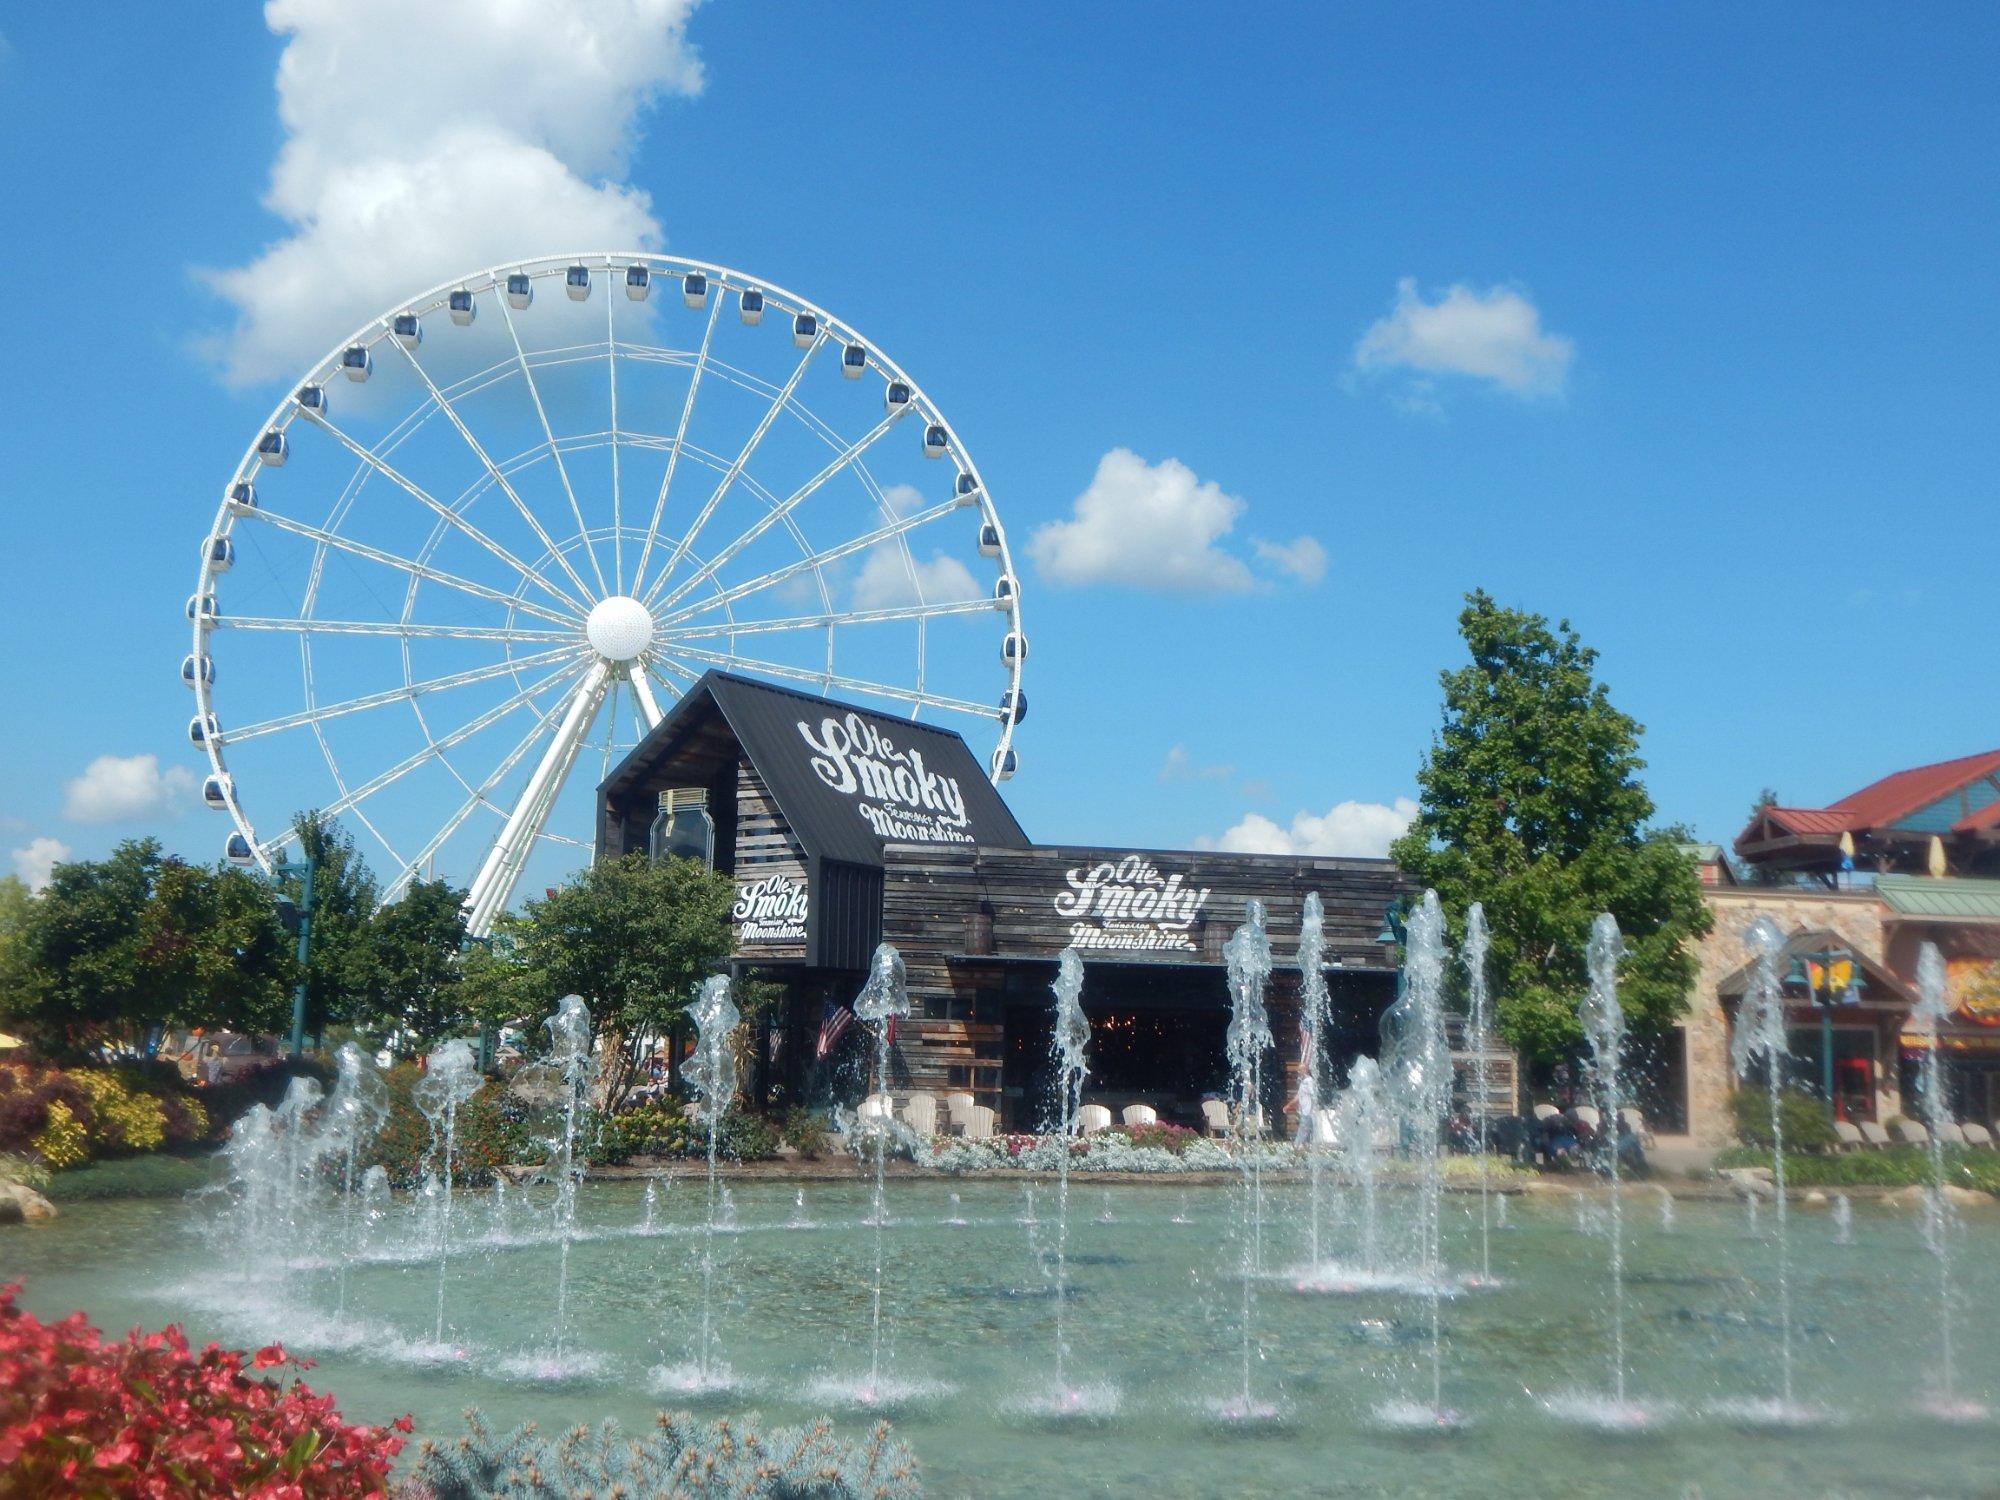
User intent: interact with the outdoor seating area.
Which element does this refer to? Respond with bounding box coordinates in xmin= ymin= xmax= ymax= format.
xmin=1836 ymin=1116 xmax=2000 ymax=1151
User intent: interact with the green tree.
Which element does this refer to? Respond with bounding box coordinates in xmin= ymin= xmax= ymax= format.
xmin=288 ymin=813 xmax=380 ymax=1036
xmin=368 ymin=879 xmax=471 ymax=1057
xmin=1389 ymin=591 xmax=1713 ymax=1064
xmin=510 ymin=853 xmax=734 ymax=1101
xmin=7 ymin=840 xmax=158 ymax=1055
xmin=0 ymin=875 xmax=33 ymax=1021
xmin=143 ymin=859 xmax=294 ymax=1036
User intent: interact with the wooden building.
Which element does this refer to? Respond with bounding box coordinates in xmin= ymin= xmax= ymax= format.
xmin=599 ymin=671 xmax=1408 ymax=1130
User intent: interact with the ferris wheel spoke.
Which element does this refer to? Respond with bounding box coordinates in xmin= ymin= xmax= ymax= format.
xmin=380 ymin=686 xmax=578 ymax=903
xmin=497 ymin=295 xmax=608 ymax=597
xmin=628 ymin=665 xmax=665 ymax=728
xmin=218 ymin=616 xmax=580 ymax=645
xmin=273 ymin=657 xmax=588 ymax=841
xmin=644 ymin=331 xmax=828 ymax=606
xmin=465 ymin=660 xmax=612 ymax=933
xmin=665 ymin=646 xmax=996 ymax=719
xmin=606 ymin=285 xmax=624 ymax=592
xmin=599 ymin=677 xmax=622 ymax=784
xmin=223 ymin=646 xmax=587 ymax=745
xmin=665 ymin=597 xmax=993 ymax=643
xmin=649 ymin=407 xmax=907 ymax=617
xmin=655 ymin=497 xmax=961 ymax=629
xmin=237 ymin=508 xmax=582 ymax=629
xmin=387 ymin=337 xmax=601 ymax=606
xmin=297 ymin=408 xmax=587 ymax=616
xmin=629 ymin=294 xmax=723 ymax=597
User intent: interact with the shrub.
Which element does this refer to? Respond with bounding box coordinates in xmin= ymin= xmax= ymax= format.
xmin=0 ymin=1154 xmax=50 ymax=1192
xmin=0 ymin=1282 xmax=407 ymax=1494
xmin=71 ymin=1069 xmax=168 ymax=1154
xmin=29 ymin=1101 xmax=89 ymax=1170
xmin=597 ymin=1104 xmax=782 ymax=1165
xmin=781 ymin=1105 xmax=833 ymax=1160
xmin=1116 ymin=1122 xmax=1199 ymax=1156
xmin=359 ymin=1064 xmax=533 ymax=1190
xmin=409 ymin=1407 xmax=919 ymax=1499
xmin=1730 ymin=1087 xmax=1839 ymax=1154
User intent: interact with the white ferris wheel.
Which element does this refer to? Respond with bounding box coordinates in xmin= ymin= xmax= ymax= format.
xmin=186 ymin=253 xmax=1027 ymax=933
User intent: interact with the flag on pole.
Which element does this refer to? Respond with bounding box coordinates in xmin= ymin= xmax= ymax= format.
xmin=815 ymin=1001 xmax=854 ymax=1060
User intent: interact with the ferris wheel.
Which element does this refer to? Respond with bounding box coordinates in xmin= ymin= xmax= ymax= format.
xmin=186 ymin=253 xmax=1027 ymax=933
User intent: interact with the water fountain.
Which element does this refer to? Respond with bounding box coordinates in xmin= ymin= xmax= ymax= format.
xmin=848 ymin=942 xmax=912 ymax=1406
xmin=1909 ymin=942 xmax=1985 ymax=1421
xmin=667 ymin=973 xmax=741 ymax=1392
xmin=1832 ymin=1195 xmax=1852 ymax=1246
xmin=1218 ymin=898 xmax=1275 ymax=1421
xmin=413 ymin=1038 xmax=481 ymax=1349
xmin=945 ymin=1192 xmax=967 ymax=1227
xmin=326 ymin=1042 xmax=387 ymax=1319
xmin=1377 ymin=889 xmax=1458 ymax=1428
xmin=791 ymin=1188 xmax=811 ymax=1229
xmin=1726 ymin=916 xmax=1810 ymax=1422
xmin=1658 ymin=1194 xmax=1675 ymax=1234
xmin=1335 ymin=1057 xmax=1390 ymax=1283
xmin=1546 ymin=912 xmax=1648 ymax=1428
xmin=1295 ymin=892 xmax=1332 ymax=1270
xmin=1463 ymin=903 xmax=1496 ymax=1286
xmin=1032 ymin=946 xmax=1110 ymax=1417
xmin=541 ymin=993 xmax=596 ymax=1373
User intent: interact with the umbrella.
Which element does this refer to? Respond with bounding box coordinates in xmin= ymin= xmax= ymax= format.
xmin=0 ymin=1033 xmax=25 ymax=1050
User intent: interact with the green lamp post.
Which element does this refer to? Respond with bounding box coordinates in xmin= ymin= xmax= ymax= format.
xmin=1785 ymin=943 xmax=1864 ymax=1107
xmin=270 ymin=857 xmax=315 ymax=1058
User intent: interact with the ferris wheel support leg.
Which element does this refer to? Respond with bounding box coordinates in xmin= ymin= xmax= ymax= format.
xmin=629 ymin=666 xmax=664 ymax=731
xmin=464 ymin=661 xmax=610 ymax=935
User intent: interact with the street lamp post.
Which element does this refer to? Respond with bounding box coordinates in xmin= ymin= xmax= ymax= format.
xmin=270 ymin=858 xmax=315 ymax=1058
xmin=1786 ymin=943 xmax=1863 ymax=1110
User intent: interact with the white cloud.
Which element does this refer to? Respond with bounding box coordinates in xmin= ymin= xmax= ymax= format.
xmin=880 ymin=483 xmax=927 ymax=515
xmin=200 ymin=0 xmax=705 ymax=385
xmin=62 ymin=754 xmax=198 ymax=825
xmin=852 ymin=547 xmax=983 ymax=611
xmin=1251 ymin=535 xmax=1327 ymax=585
xmin=1158 ymin=745 xmax=1234 ymax=785
xmin=11 ymin=837 xmax=71 ymax=892
xmin=1199 ymin=797 xmax=1419 ymax=860
xmin=1354 ymin=278 xmax=1573 ymax=399
xmin=1030 ymin=450 xmax=1325 ymax=594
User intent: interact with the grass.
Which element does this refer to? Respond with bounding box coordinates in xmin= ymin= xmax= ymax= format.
xmin=1714 ymin=1143 xmax=2000 ymax=1196
xmin=42 ymin=1151 xmax=225 ymax=1203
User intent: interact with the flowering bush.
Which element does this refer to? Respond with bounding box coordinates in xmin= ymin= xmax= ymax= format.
xmin=28 ymin=1100 xmax=89 ymax=1170
xmin=0 ymin=1062 xmax=211 ymax=1170
xmin=0 ymin=1281 xmax=407 ymax=1495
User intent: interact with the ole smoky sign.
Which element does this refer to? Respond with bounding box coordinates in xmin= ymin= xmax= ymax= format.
xmin=1053 ymin=854 xmax=1211 ymax=952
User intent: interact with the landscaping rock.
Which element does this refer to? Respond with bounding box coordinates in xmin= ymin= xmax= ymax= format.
xmin=1802 ymin=1190 xmax=1828 ymax=1206
xmin=1721 ymin=1167 xmax=1775 ymax=1200
xmin=0 ymin=1182 xmax=58 ymax=1223
xmin=1885 ymin=1183 xmax=1989 ymax=1211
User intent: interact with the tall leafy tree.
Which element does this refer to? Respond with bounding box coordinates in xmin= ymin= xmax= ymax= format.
xmin=7 ymin=840 xmax=158 ymax=1055
xmin=510 ymin=853 xmax=734 ymax=1101
xmin=144 ymin=859 xmax=294 ymax=1036
xmin=1390 ymin=591 xmax=1712 ymax=1064
xmin=0 ymin=876 xmax=33 ymax=1021
xmin=288 ymin=813 xmax=380 ymax=1036
xmin=368 ymin=879 xmax=471 ymax=1057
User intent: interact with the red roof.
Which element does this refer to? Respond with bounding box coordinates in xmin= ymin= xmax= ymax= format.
xmin=1827 ymin=748 xmax=2000 ymax=828
xmin=1759 ymin=807 xmax=1854 ymax=837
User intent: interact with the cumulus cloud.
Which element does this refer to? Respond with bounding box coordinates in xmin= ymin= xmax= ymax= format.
xmin=1158 ymin=746 xmax=1234 ymax=785
xmin=1199 ymin=797 xmax=1419 ymax=860
xmin=63 ymin=754 xmax=199 ymax=824
xmin=200 ymin=0 xmax=705 ymax=385
xmin=880 ymin=483 xmax=927 ymax=515
xmin=11 ymin=837 xmax=71 ymax=892
xmin=852 ymin=547 xmax=983 ymax=611
xmin=1251 ymin=535 xmax=1328 ymax=585
xmin=1029 ymin=449 xmax=1323 ymax=594
xmin=1354 ymin=279 xmax=1573 ymax=399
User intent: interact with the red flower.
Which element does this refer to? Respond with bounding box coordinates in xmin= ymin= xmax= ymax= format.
xmin=252 ymin=1343 xmax=289 ymax=1369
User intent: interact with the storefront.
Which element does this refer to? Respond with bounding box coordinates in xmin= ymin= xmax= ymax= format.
xmin=598 ymin=671 xmax=1408 ymax=1130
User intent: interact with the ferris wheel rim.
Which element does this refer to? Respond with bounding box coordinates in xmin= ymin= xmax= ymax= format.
xmin=188 ymin=250 xmax=1026 ymax=901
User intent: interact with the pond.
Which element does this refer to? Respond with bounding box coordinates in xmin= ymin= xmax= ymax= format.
xmin=5 ymin=1178 xmax=1996 ymax=1497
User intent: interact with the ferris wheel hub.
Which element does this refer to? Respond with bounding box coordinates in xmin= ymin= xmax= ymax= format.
xmin=585 ymin=595 xmax=656 ymax=663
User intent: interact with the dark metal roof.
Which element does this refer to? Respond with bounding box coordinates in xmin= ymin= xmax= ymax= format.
xmin=602 ymin=670 xmax=1029 ymax=867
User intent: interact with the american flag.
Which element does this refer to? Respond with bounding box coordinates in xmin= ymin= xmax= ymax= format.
xmin=815 ymin=1001 xmax=855 ymax=1060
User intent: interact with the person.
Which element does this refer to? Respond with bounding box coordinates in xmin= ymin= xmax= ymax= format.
xmin=1615 ymin=1111 xmax=1648 ymax=1175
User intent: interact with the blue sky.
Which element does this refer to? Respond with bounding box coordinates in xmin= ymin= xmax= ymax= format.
xmin=1 ymin=3 xmax=1995 ymax=900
